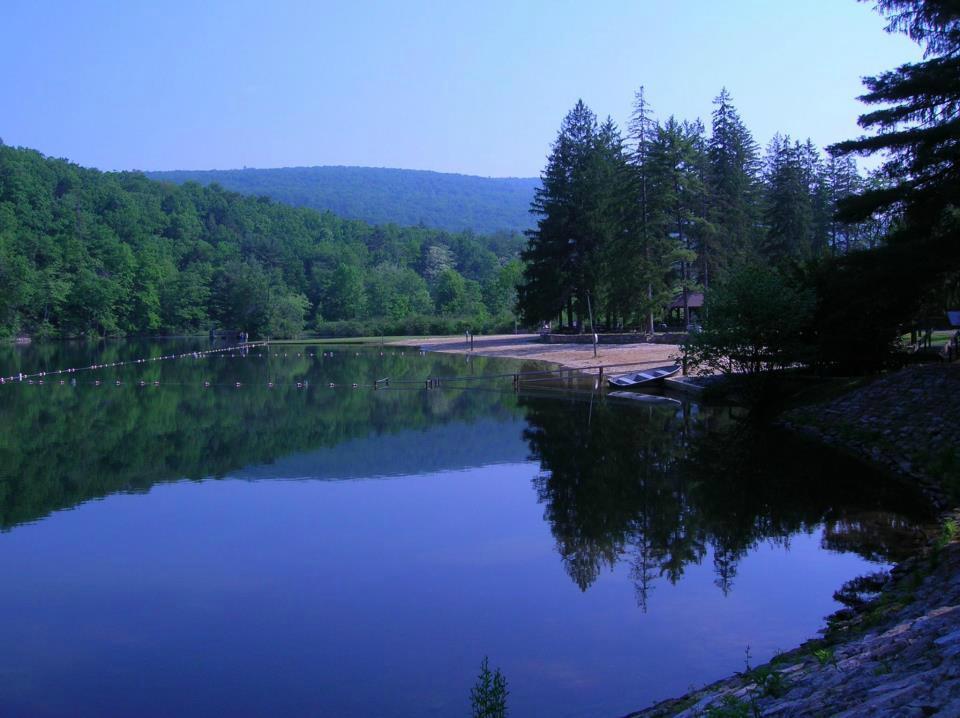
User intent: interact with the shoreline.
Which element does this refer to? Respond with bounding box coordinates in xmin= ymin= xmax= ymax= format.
xmin=630 ymin=363 xmax=960 ymax=717
xmin=390 ymin=333 xmax=684 ymax=373
xmin=401 ymin=337 xmax=960 ymax=716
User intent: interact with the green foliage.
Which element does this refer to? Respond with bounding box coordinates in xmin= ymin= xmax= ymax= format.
xmin=935 ymin=518 xmax=958 ymax=551
xmin=518 ymin=100 xmax=625 ymax=328
xmin=763 ymin=136 xmax=829 ymax=263
xmin=146 ymin=166 xmax=538 ymax=235
xmin=517 ymin=90 xmax=871 ymax=335
xmin=683 ymin=264 xmax=815 ymax=374
xmin=470 ymin=657 xmax=508 ymax=718
xmin=812 ymin=647 xmax=836 ymax=669
xmin=749 ymin=665 xmax=790 ymax=698
xmin=707 ymin=88 xmax=761 ymax=281
xmin=0 ymin=145 xmax=524 ymax=339
xmin=821 ymin=0 xmax=960 ymax=368
xmin=705 ymin=695 xmax=753 ymax=718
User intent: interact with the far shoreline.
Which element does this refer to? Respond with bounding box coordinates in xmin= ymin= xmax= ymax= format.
xmin=389 ymin=333 xmax=683 ymax=374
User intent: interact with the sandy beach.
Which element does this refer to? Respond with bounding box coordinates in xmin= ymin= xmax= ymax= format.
xmin=391 ymin=334 xmax=682 ymax=374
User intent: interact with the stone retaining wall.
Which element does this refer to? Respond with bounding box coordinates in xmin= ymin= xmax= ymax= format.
xmin=542 ymin=332 xmax=687 ymax=345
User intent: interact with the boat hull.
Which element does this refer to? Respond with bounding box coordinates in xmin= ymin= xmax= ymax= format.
xmin=607 ymin=364 xmax=681 ymax=388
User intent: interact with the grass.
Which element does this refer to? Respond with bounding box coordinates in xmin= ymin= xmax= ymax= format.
xmin=900 ymin=330 xmax=956 ymax=347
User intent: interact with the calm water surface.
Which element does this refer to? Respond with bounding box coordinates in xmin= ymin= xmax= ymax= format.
xmin=0 ymin=340 xmax=930 ymax=717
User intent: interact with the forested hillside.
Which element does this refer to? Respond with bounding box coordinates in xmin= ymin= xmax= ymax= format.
xmin=0 ymin=145 xmax=524 ymax=339
xmin=146 ymin=165 xmax=539 ymax=234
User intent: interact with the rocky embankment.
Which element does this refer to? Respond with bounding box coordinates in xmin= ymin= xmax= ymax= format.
xmin=628 ymin=519 xmax=960 ymax=717
xmin=628 ymin=364 xmax=960 ymax=717
xmin=783 ymin=364 xmax=959 ymax=508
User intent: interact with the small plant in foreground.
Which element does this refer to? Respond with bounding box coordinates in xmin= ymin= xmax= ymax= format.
xmin=705 ymin=694 xmax=753 ymax=718
xmin=930 ymin=518 xmax=958 ymax=570
xmin=742 ymin=663 xmax=789 ymax=699
xmin=470 ymin=656 xmax=508 ymax=718
xmin=936 ymin=519 xmax=958 ymax=550
xmin=813 ymin=647 xmax=837 ymax=669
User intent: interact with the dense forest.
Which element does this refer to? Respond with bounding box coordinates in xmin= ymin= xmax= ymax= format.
xmin=518 ymin=88 xmax=886 ymax=333
xmin=146 ymin=166 xmax=538 ymax=235
xmin=521 ymin=0 xmax=960 ymax=368
xmin=0 ymin=145 xmax=525 ymax=339
xmin=2 ymin=2 xmax=954 ymax=355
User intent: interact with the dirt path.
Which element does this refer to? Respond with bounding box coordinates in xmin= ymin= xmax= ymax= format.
xmin=390 ymin=334 xmax=681 ymax=374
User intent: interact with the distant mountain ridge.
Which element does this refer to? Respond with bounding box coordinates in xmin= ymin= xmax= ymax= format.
xmin=146 ymin=165 xmax=540 ymax=234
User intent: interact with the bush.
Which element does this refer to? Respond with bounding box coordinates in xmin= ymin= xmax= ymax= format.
xmin=684 ymin=264 xmax=814 ymax=375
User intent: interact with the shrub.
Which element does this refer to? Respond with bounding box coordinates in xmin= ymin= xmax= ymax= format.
xmin=684 ymin=263 xmax=814 ymax=375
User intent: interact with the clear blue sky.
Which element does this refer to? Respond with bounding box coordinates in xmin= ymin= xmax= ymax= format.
xmin=3 ymin=0 xmax=921 ymax=178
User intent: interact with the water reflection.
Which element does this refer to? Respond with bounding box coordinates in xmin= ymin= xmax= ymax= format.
xmin=0 ymin=341 xmax=525 ymax=528
xmin=522 ymin=393 xmax=929 ymax=610
xmin=0 ymin=342 xmax=937 ymax=717
xmin=0 ymin=341 xmax=931 ymax=603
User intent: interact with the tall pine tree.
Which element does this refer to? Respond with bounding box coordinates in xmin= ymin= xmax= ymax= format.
xmin=707 ymin=88 xmax=760 ymax=282
xmin=818 ymin=0 xmax=960 ymax=366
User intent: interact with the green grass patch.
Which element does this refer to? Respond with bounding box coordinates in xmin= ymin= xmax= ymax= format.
xmin=899 ymin=330 xmax=956 ymax=346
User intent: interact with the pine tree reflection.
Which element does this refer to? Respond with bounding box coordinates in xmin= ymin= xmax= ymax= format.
xmin=520 ymin=394 xmax=931 ymax=610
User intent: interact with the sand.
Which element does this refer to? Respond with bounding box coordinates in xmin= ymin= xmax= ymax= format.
xmin=390 ymin=334 xmax=682 ymax=374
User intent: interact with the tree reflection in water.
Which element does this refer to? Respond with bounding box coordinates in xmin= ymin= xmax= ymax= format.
xmin=521 ymin=393 xmax=931 ymax=610
xmin=0 ymin=339 xmax=933 ymax=616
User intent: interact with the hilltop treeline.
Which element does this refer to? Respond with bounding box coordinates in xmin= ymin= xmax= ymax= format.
xmin=146 ymin=166 xmax=539 ymax=235
xmin=519 ymin=88 xmax=887 ymax=331
xmin=0 ymin=145 xmax=524 ymax=339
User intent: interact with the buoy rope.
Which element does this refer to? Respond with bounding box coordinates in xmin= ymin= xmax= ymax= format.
xmin=2 ymin=350 xmax=673 ymax=392
xmin=0 ymin=342 xmax=267 ymax=385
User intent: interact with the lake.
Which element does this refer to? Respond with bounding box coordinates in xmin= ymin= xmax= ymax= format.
xmin=0 ymin=340 xmax=931 ymax=717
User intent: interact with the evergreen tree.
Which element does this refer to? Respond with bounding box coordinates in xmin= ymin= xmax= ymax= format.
xmin=519 ymin=100 xmax=624 ymax=329
xmin=592 ymin=116 xmax=631 ymax=327
xmin=832 ymin=0 xmax=960 ymax=234
xmin=818 ymin=0 xmax=960 ymax=365
xmin=707 ymin=88 xmax=760 ymax=282
xmin=762 ymin=135 xmax=823 ymax=263
xmin=620 ymin=86 xmax=660 ymax=331
xmin=800 ymin=138 xmax=832 ymax=258
xmin=646 ymin=117 xmax=705 ymax=326
xmin=824 ymin=154 xmax=864 ymax=254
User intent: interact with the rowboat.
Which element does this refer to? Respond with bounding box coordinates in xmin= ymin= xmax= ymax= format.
xmin=607 ymin=364 xmax=681 ymax=388
xmin=608 ymin=391 xmax=681 ymax=405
